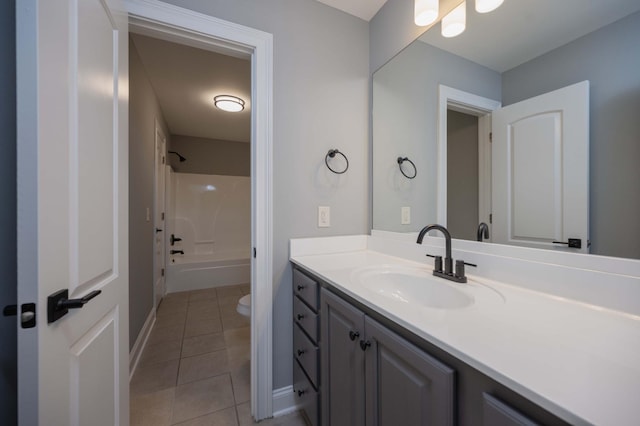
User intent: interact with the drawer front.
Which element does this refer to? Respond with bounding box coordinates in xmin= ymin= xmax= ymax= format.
xmin=294 ymin=359 xmax=319 ymax=426
xmin=293 ymin=268 xmax=319 ymax=311
xmin=293 ymin=322 xmax=319 ymax=388
xmin=294 ymin=295 xmax=319 ymax=343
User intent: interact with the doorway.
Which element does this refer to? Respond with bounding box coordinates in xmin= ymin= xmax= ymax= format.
xmin=127 ymin=1 xmax=274 ymax=421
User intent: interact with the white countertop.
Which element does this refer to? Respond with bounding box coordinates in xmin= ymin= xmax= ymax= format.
xmin=290 ymin=248 xmax=640 ymax=425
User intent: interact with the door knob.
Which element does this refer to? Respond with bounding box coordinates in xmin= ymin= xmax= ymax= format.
xmin=360 ymin=340 xmax=371 ymax=351
xmin=47 ymin=289 xmax=101 ymax=324
xmin=349 ymin=330 xmax=360 ymax=341
xmin=3 ymin=303 xmax=36 ymax=328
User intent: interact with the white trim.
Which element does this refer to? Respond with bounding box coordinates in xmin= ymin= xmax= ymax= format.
xmin=437 ymin=85 xmax=501 ymax=227
xmin=128 ymin=308 xmax=156 ymax=380
xmin=125 ymin=1 xmax=274 ymax=420
xmin=272 ymin=386 xmax=299 ymax=418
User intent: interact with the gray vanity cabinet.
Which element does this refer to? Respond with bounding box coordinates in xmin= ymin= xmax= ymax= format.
xmin=321 ymin=288 xmax=455 ymax=426
xmin=364 ymin=316 xmax=455 ymax=426
xmin=320 ymin=287 xmax=366 ymax=426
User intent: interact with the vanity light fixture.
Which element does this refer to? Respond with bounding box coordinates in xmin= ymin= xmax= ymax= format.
xmin=414 ymin=0 xmax=439 ymax=26
xmin=475 ymin=0 xmax=503 ymax=13
xmin=442 ymin=0 xmax=466 ymax=38
xmin=214 ymin=95 xmax=245 ymax=112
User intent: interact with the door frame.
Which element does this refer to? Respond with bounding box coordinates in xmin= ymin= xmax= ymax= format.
xmin=125 ymin=0 xmax=274 ymax=420
xmin=437 ymin=85 xmax=501 ymax=229
xmin=153 ymin=120 xmax=166 ymax=310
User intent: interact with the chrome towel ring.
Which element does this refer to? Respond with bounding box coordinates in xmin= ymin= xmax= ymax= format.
xmin=397 ymin=157 xmax=417 ymax=179
xmin=325 ymin=149 xmax=349 ymax=174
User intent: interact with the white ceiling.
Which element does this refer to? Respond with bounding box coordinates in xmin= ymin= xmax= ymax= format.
xmin=418 ymin=0 xmax=640 ymax=72
xmin=131 ymin=33 xmax=251 ymax=143
xmin=315 ymin=0 xmax=388 ymax=21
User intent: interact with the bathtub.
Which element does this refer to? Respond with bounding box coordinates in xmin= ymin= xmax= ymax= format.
xmin=165 ymin=249 xmax=250 ymax=293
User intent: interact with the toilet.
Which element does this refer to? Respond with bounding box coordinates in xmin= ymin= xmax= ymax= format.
xmin=236 ymin=294 xmax=251 ymax=317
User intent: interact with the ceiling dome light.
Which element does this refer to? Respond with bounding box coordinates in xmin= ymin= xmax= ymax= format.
xmin=475 ymin=0 xmax=503 ymax=14
xmin=214 ymin=95 xmax=245 ymax=112
xmin=442 ymin=1 xmax=466 ymax=38
xmin=414 ymin=0 xmax=439 ymax=26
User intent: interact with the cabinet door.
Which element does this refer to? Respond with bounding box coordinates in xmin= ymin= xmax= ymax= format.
xmin=364 ymin=317 xmax=455 ymax=426
xmin=321 ymin=289 xmax=366 ymax=426
xmin=483 ymin=393 xmax=539 ymax=426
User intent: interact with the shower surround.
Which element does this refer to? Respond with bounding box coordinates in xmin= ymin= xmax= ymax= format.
xmin=166 ymin=172 xmax=250 ymax=292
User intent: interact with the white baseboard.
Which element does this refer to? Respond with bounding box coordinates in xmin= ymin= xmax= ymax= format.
xmin=129 ymin=308 xmax=156 ymax=380
xmin=272 ymin=385 xmax=299 ymax=418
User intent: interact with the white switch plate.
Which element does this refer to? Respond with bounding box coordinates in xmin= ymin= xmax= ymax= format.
xmin=318 ymin=206 xmax=331 ymax=227
xmin=401 ymin=206 xmax=411 ymax=225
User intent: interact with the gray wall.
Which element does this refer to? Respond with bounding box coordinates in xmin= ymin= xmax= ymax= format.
xmin=502 ymin=12 xmax=640 ymax=259
xmin=0 ymin=0 xmax=17 ymax=423
xmin=161 ymin=0 xmax=370 ymax=389
xmin=372 ymin=41 xmax=500 ymax=232
xmin=447 ymin=110 xmax=479 ymax=241
xmin=129 ymin=38 xmax=172 ymax=349
xmin=169 ymin=135 xmax=250 ymax=176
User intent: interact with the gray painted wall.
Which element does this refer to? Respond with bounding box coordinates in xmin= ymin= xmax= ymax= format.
xmin=502 ymin=12 xmax=640 ymax=259
xmin=169 ymin=135 xmax=250 ymax=176
xmin=372 ymin=41 xmax=500 ymax=232
xmin=129 ymin=38 xmax=172 ymax=349
xmin=161 ymin=0 xmax=370 ymax=389
xmin=447 ymin=110 xmax=479 ymax=241
xmin=0 ymin=0 xmax=17 ymax=423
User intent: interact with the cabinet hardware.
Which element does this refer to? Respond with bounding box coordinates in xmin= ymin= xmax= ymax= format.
xmin=360 ymin=340 xmax=371 ymax=351
xmin=297 ymin=285 xmax=305 ymax=291
xmin=349 ymin=330 xmax=360 ymax=341
xmin=297 ymin=314 xmax=305 ymax=320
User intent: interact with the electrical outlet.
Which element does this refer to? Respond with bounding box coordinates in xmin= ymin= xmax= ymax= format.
xmin=401 ymin=206 xmax=411 ymax=225
xmin=318 ymin=206 xmax=330 ymax=228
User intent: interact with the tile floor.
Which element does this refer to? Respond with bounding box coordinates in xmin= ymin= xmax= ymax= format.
xmin=130 ymin=284 xmax=308 ymax=426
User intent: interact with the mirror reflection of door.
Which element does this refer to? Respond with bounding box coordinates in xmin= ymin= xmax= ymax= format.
xmin=447 ymin=109 xmax=480 ymax=241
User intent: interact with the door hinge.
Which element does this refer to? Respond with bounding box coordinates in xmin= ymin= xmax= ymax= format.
xmin=489 ymin=132 xmax=493 ymax=142
xmin=253 ymin=247 xmax=256 ymax=258
xmin=161 ymin=212 xmax=165 ymax=220
xmin=162 ymin=156 xmax=165 ymax=164
xmin=489 ymin=214 xmax=493 ymax=224
xmin=161 ymin=268 xmax=165 ymax=277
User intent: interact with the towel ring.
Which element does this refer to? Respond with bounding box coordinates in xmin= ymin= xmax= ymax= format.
xmin=397 ymin=157 xmax=417 ymax=179
xmin=325 ymin=149 xmax=349 ymax=174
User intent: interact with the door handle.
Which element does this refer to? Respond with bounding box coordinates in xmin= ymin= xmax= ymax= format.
xmin=47 ymin=289 xmax=101 ymax=324
xmin=552 ymin=238 xmax=582 ymax=249
xmin=3 ymin=303 xmax=37 ymax=328
xmin=170 ymin=234 xmax=182 ymax=245
xmin=155 ymin=228 xmax=163 ymax=233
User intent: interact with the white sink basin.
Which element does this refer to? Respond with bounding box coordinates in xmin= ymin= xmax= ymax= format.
xmin=350 ymin=265 xmax=474 ymax=309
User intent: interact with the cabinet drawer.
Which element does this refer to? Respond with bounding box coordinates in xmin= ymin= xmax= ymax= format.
xmin=294 ymin=295 xmax=319 ymax=343
xmin=483 ymin=393 xmax=539 ymax=426
xmin=293 ymin=323 xmax=319 ymax=388
xmin=294 ymin=359 xmax=319 ymax=426
xmin=293 ymin=268 xmax=319 ymax=311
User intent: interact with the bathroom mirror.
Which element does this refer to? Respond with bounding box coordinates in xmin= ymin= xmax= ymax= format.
xmin=372 ymin=0 xmax=640 ymax=259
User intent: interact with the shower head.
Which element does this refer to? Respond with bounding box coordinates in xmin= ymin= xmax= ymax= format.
xmin=169 ymin=150 xmax=187 ymax=162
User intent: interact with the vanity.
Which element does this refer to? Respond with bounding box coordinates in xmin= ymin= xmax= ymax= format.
xmin=290 ymin=234 xmax=640 ymax=425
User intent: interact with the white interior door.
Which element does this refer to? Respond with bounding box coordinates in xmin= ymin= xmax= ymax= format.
xmin=492 ymin=81 xmax=589 ymax=252
xmin=154 ymin=125 xmax=167 ymax=309
xmin=17 ymin=0 xmax=129 ymax=424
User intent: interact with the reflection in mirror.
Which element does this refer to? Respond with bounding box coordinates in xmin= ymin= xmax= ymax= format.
xmin=372 ymin=1 xmax=640 ymax=259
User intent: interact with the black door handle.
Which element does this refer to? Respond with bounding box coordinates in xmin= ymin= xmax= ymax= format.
xmin=170 ymin=234 xmax=182 ymax=245
xmin=552 ymin=238 xmax=582 ymax=249
xmin=360 ymin=340 xmax=371 ymax=351
xmin=155 ymin=228 xmax=163 ymax=233
xmin=349 ymin=330 xmax=360 ymax=341
xmin=47 ymin=289 xmax=101 ymax=324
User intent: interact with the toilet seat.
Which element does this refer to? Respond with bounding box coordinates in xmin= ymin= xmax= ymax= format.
xmin=236 ymin=294 xmax=251 ymax=317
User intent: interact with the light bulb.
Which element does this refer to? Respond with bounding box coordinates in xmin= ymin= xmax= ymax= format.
xmin=414 ymin=0 xmax=439 ymax=26
xmin=442 ymin=1 xmax=466 ymax=38
xmin=475 ymin=0 xmax=503 ymax=14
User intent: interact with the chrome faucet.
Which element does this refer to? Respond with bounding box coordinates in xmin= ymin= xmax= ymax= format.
xmin=477 ymin=222 xmax=490 ymax=242
xmin=417 ymin=224 xmax=470 ymax=283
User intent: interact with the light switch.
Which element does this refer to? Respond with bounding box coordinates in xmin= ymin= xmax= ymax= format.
xmin=401 ymin=206 xmax=411 ymax=225
xmin=318 ymin=206 xmax=330 ymax=227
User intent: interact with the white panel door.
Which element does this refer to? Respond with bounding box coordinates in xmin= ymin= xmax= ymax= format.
xmin=492 ymin=81 xmax=589 ymax=252
xmin=16 ymin=0 xmax=129 ymax=424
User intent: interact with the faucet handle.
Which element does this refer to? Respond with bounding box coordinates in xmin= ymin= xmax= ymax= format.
xmin=426 ymin=254 xmax=443 ymax=272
